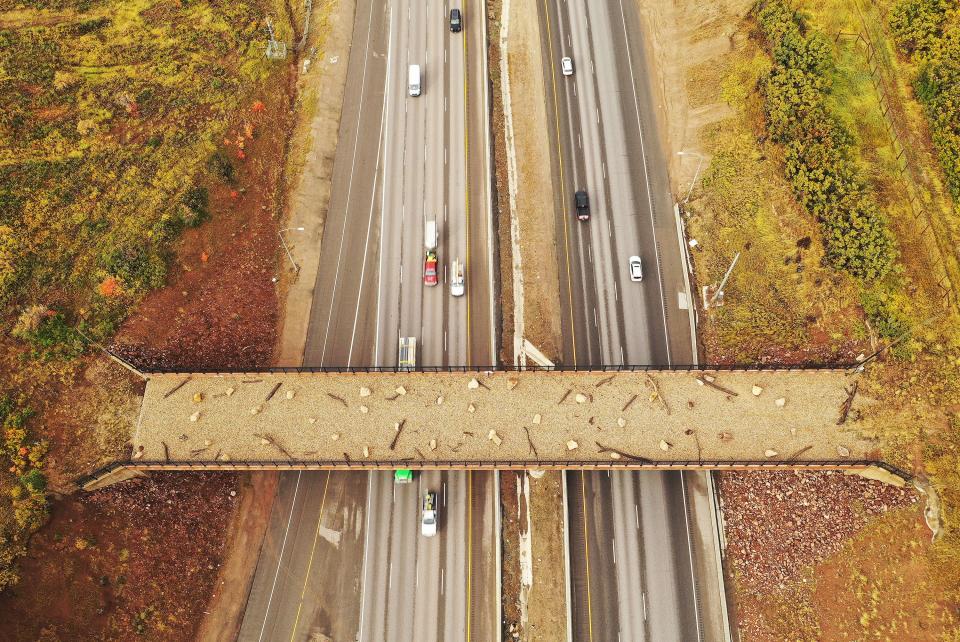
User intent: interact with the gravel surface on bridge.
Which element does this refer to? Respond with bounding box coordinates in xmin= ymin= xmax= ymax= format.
xmin=131 ymin=370 xmax=878 ymax=465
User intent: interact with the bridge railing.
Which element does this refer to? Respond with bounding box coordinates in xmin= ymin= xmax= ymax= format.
xmin=134 ymin=362 xmax=859 ymax=375
xmin=75 ymin=457 xmax=911 ymax=488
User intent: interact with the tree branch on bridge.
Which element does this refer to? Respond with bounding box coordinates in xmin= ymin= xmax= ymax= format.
xmin=594 ymin=374 xmax=615 ymax=388
xmin=696 ymin=375 xmax=738 ymax=397
xmin=163 ymin=377 xmax=191 ymax=399
xmin=595 ymin=442 xmax=652 ymax=463
xmin=254 ymin=433 xmax=294 ymax=459
xmin=524 ymin=426 xmax=538 ymax=459
xmin=645 ymin=374 xmax=671 ymax=414
xmin=837 ymin=381 xmax=859 ymax=425
xmin=389 ymin=419 xmax=407 ymax=451
xmin=265 ymin=382 xmax=282 ymax=401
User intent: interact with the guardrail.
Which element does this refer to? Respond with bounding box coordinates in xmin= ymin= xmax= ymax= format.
xmin=76 ymin=458 xmax=911 ymax=489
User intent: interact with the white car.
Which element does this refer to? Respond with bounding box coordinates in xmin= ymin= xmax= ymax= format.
xmin=421 ymin=491 xmax=438 ymax=537
xmin=450 ymin=258 xmax=465 ymax=297
xmin=628 ymin=255 xmax=643 ymax=282
xmin=561 ymin=56 xmax=574 ymax=76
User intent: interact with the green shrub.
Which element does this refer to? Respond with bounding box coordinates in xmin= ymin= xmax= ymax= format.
xmin=0 ymin=394 xmax=47 ymax=592
xmin=888 ymin=0 xmax=950 ymax=58
xmin=0 ymin=537 xmax=26 ymax=593
xmin=102 ymin=246 xmax=167 ymax=293
xmin=891 ymin=0 xmax=960 ymax=199
xmin=755 ymin=0 xmax=894 ymax=281
xmin=0 ymin=224 xmax=19 ymax=299
xmin=12 ymin=312 xmax=86 ymax=362
xmin=69 ymin=17 xmax=111 ymax=36
xmin=19 ymin=469 xmax=46 ymax=494
xmin=207 ymin=149 xmax=236 ymax=183
xmin=181 ymin=186 xmax=210 ymax=227
xmin=861 ymin=288 xmax=912 ymax=340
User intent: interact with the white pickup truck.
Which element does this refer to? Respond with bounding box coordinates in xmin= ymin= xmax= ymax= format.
xmin=450 ymin=257 xmax=465 ymax=297
xmin=421 ymin=491 xmax=438 ymax=537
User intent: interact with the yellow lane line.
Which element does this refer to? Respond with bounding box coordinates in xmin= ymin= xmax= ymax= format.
xmin=580 ymin=473 xmax=596 ymax=642
xmin=541 ymin=0 xmax=578 ymax=366
xmin=466 ymin=471 xmax=474 ymax=642
xmin=288 ymin=471 xmax=332 ymax=642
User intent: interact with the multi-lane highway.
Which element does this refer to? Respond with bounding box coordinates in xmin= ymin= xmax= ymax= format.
xmin=238 ymin=0 xmax=497 ymax=639
xmin=534 ymin=0 xmax=705 ymax=639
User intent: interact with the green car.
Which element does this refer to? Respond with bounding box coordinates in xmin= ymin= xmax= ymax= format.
xmin=394 ymin=469 xmax=413 ymax=483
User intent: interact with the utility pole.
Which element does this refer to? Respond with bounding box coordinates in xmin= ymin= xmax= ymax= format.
xmin=278 ymin=227 xmax=305 ymax=272
xmin=265 ymin=16 xmax=287 ymax=60
xmin=297 ymin=0 xmax=314 ymax=51
xmin=677 ymin=151 xmax=705 ymax=205
xmin=708 ymin=252 xmax=740 ymax=308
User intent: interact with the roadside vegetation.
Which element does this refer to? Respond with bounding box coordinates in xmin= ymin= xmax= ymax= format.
xmin=0 ymin=395 xmax=44 ymax=591
xmin=0 ymin=0 xmax=297 ymax=621
xmin=684 ymin=0 xmax=960 ymax=636
xmin=889 ymin=0 xmax=960 ymax=200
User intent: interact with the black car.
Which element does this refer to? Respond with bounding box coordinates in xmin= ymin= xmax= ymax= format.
xmin=575 ymin=190 xmax=590 ymax=221
xmin=450 ymin=8 xmax=462 ymax=32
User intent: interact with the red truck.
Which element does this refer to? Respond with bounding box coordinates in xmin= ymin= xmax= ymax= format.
xmin=423 ymin=251 xmax=438 ymax=286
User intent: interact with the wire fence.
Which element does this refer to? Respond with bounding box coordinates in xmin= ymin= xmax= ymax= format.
xmin=75 ymin=458 xmax=912 ymax=489
xmin=835 ymin=3 xmax=959 ymax=313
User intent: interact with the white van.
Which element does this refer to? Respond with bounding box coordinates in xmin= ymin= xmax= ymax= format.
xmin=408 ymin=64 xmax=421 ymax=97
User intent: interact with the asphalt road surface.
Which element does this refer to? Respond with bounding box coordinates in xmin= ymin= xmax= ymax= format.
xmin=358 ymin=470 xmax=498 ymax=641
xmin=535 ymin=0 xmax=705 ymax=639
xmin=238 ymin=0 xmax=498 ymax=639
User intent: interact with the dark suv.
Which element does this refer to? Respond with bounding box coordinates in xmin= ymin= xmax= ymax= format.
xmin=575 ymin=190 xmax=590 ymax=221
xmin=450 ymin=8 xmax=462 ymax=32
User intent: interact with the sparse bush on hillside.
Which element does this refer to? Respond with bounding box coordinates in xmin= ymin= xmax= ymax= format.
xmin=755 ymin=0 xmax=895 ymax=281
xmin=181 ymin=186 xmax=211 ymax=227
xmin=11 ymin=311 xmax=86 ymax=362
xmin=889 ymin=0 xmax=951 ymax=58
xmin=0 ymin=0 xmax=273 ymax=352
xmin=890 ymin=0 xmax=960 ymax=200
xmin=0 ymin=394 xmax=47 ymax=591
xmin=0 ymin=225 xmax=19 ymax=300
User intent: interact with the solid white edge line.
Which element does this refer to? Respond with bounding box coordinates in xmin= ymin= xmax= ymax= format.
xmin=674 ymin=203 xmax=697 ymax=366
xmin=680 ymin=472 xmax=704 ymax=642
xmin=706 ymin=470 xmax=733 ymax=642
xmin=481 ymin=0 xmax=497 ymax=363
xmin=319 ymin=0 xmax=380 ymax=365
xmin=346 ymin=83 xmax=390 ymax=365
xmin=374 ymin=5 xmax=396 ymax=366
xmin=257 ymin=470 xmax=303 ymax=642
xmin=357 ymin=473 xmax=375 ymax=642
xmin=494 ymin=469 xmax=503 ymax=642
xmin=562 ymin=470 xmax=574 ymax=642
